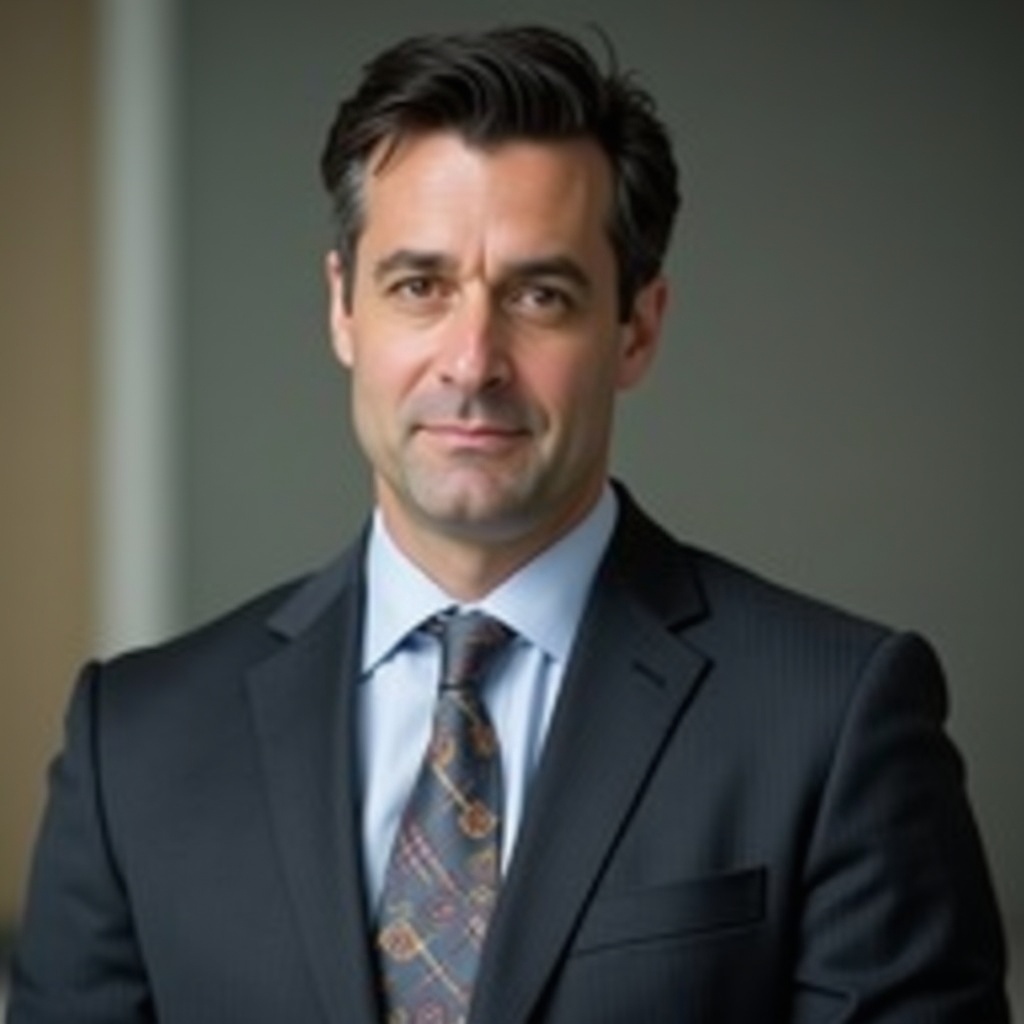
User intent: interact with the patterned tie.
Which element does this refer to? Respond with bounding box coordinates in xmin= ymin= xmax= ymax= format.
xmin=376 ymin=610 xmax=513 ymax=1024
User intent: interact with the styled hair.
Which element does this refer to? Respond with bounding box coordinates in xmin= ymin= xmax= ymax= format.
xmin=320 ymin=25 xmax=681 ymax=320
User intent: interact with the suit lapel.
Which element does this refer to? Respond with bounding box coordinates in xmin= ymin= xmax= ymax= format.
xmin=241 ymin=495 xmax=707 ymax=1024
xmin=246 ymin=549 xmax=380 ymax=1024
xmin=471 ymin=498 xmax=710 ymax=1024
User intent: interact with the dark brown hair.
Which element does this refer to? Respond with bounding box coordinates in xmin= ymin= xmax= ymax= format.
xmin=320 ymin=25 xmax=681 ymax=320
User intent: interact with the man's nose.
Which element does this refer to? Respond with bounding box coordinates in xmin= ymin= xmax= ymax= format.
xmin=436 ymin=294 xmax=510 ymax=392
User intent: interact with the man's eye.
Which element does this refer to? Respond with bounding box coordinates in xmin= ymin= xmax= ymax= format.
xmin=509 ymin=284 xmax=574 ymax=319
xmin=391 ymin=276 xmax=442 ymax=300
xmin=521 ymin=284 xmax=564 ymax=306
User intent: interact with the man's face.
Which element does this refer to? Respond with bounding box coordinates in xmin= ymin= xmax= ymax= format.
xmin=327 ymin=132 xmax=665 ymax=564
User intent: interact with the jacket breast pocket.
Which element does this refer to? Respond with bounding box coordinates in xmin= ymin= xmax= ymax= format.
xmin=570 ymin=866 xmax=767 ymax=956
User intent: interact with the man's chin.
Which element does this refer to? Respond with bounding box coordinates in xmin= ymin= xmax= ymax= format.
xmin=406 ymin=480 xmax=539 ymax=543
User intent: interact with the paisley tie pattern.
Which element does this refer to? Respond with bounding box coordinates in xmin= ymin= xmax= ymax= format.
xmin=376 ymin=611 xmax=513 ymax=1024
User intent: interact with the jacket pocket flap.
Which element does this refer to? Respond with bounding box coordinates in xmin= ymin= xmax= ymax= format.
xmin=572 ymin=866 xmax=767 ymax=955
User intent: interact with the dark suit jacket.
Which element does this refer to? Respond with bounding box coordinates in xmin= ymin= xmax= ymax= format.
xmin=9 ymin=494 xmax=1010 ymax=1023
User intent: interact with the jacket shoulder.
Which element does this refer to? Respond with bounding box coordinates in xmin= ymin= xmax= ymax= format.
xmin=102 ymin=576 xmax=307 ymax=685
xmin=94 ymin=542 xmax=361 ymax=706
xmin=613 ymin=488 xmax=894 ymax=651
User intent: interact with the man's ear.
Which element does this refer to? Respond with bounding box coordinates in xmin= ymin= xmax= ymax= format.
xmin=616 ymin=276 xmax=669 ymax=391
xmin=325 ymin=250 xmax=354 ymax=368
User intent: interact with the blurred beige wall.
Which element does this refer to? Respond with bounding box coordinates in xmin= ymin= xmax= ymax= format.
xmin=0 ymin=0 xmax=97 ymax=926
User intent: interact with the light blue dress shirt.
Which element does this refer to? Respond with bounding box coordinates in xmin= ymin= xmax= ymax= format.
xmin=357 ymin=487 xmax=617 ymax=911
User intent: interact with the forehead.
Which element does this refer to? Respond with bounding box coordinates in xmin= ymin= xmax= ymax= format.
xmin=356 ymin=132 xmax=616 ymax=263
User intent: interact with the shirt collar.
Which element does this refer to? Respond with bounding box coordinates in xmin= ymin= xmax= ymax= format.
xmin=362 ymin=486 xmax=617 ymax=673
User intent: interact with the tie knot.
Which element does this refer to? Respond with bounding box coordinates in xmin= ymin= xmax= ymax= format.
xmin=429 ymin=610 xmax=513 ymax=692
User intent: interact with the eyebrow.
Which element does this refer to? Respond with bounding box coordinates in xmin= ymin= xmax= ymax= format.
xmin=373 ymin=249 xmax=453 ymax=284
xmin=372 ymin=250 xmax=592 ymax=293
xmin=505 ymin=256 xmax=592 ymax=294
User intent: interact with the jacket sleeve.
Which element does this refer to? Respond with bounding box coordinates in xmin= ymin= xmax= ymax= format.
xmin=8 ymin=664 xmax=154 ymax=1024
xmin=791 ymin=631 xmax=1010 ymax=1023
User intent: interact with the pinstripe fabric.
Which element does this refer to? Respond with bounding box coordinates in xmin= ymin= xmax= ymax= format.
xmin=376 ymin=611 xmax=513 ymax=1024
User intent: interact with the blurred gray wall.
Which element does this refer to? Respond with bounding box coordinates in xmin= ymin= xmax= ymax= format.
xmin=177 ymin=0 xmax=1024 ymax=926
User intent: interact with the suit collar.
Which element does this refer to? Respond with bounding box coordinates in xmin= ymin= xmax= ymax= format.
xmin=604 ymin=481 xmax=708 ymax=631
xmin=264 ymin=485 xmax=705 ymax=639
xmin=265 ymin=530 xmax=366 ymax=640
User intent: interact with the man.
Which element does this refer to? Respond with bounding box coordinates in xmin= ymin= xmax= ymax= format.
xmin=9 ymin=24 xmax=1010 ymax=1024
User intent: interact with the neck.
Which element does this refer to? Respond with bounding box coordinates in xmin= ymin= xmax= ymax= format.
xmin=378 ymin=491 xmax=604 ymax=602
